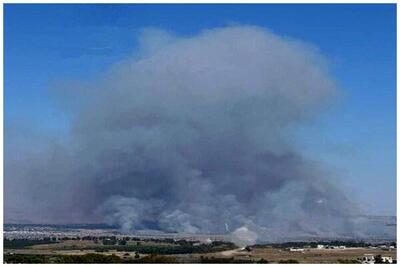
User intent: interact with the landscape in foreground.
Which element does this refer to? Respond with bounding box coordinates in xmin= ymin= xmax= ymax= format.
xmin=4 ymin=224 xmax=396 ymax=264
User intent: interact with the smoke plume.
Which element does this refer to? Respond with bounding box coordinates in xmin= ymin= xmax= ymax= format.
xmin=6 ymin=26 xmax=385 ymax=243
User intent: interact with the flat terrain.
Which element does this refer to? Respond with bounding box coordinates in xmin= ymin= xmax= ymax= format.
xmin=227 ymin=247 xmax=396 ymax=263
xmin=4 ymin=239 xmax=397 ymax=263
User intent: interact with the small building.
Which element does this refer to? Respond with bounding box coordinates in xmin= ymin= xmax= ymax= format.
xmin=317 ymin=244 xmax=325 ymax=249
xmin=362 ymin=254 xmax=375 ymax=264
xmin=244 ymin=246 xmax=252 ymax=252
xmin=382 ymin=256 xmax=393 ymax=264
xmin=289 ymin=248 xmax=304 ymax=252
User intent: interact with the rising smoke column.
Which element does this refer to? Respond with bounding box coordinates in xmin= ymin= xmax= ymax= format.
xmin=6 ymin=26 xmax=363 ymax=241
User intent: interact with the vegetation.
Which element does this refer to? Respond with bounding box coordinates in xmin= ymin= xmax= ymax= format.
xmin=94 ymin=248 xmax=109 ymax=252
xmin=118 ymin=239 xmax=127 ymax=246
xmin=199 ymin=256 xmax=269 ymax=263
xmin=64 ymin=240 xmax=237 ymax=255
xmin=102 ymin=239 xmax=117 ymax=246
xmin=4 ymin=254 xmax=48 ymax=263
xmin=4 ymin=253 xmax=178 ymax=264
xmin=5 ymin=236 xmax=395 ymax=264
xmin=125 ymin=254 xmax=177 ymax=263
xmin=4 ymin=238 xmax=58 ymax=249
xmin=53 ymin=253 xmax=123 ymax=263
xmin=278 ymin=259 xmax=299 ymax=263
xmin=337 ymin=259 xmax=360 ymax=264
xmin=374 ymin=255 xmax=392 ymax=264
xmin=109 ymin=242 xmax=236 ymax=254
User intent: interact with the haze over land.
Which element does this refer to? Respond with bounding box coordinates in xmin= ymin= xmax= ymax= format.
xmin=5 ymin=25 xmax=395 ymax=243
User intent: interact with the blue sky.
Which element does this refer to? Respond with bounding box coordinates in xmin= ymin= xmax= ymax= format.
xmin=5 ymin=4 xmax=396 ymax=215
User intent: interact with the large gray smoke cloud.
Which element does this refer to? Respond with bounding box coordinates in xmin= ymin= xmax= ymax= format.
xmin=6 ymin=26 xmax=381 ymax=242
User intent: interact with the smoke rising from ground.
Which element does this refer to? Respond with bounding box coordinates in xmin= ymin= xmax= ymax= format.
xmin=6 ymin=26 xmax=386 ymax=243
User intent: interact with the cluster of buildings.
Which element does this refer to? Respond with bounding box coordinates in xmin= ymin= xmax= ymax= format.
xmin=316 ymin=244 xmax=347 ymax=250
xmin=369 ymin=244 xmax=396 ymax=250
xmin=285 ymin=244 xmax=395 ymax=264
xmin=361 ymin=254 xmax=393 ymax=264
xmin=287 ymin=244 xmax=347 ymax=252
xmin=4 ymin=224 xmax=226 ymax=243
xmin=4 ymin=226 xmax=118 ymax=240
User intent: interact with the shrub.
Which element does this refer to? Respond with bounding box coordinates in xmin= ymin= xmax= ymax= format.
xmin=279 ymin=259 xmax=299 ymax=263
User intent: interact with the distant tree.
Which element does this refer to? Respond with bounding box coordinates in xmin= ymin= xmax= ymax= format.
xmin=4 ymin=238 xmax=58 ymax=249
xmin=5 ymin=254 xmax=47 ymax=263
xmin=94 ymin=248 xmax=109 ymax=252
xmin=102 ymin=238 xmax=117 ymax=246
xmin=118 ymin=239 xmax=127 ymax=246
xmin=135 ymin=252 xmax=140 ymax=259
xmin=374 ymin=255 xmax=391 ymax=264
xmin=375 ymin=255 xmax=384 ymax=264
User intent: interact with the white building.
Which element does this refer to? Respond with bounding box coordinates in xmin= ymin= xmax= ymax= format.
xmin=317 ymin=244 xmax=325 ymax=249
xmin=361 ymin=255 xmax=394 ymax=264
xmin=289 ymin=248 xmax=304 ymax=252
xmin=382 ymin=256 xmax=393 ymax=263
xmin=362 ymin=254 xmax=375 ymax=264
